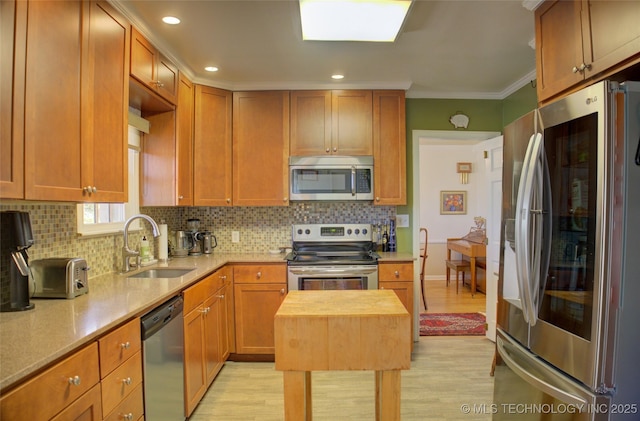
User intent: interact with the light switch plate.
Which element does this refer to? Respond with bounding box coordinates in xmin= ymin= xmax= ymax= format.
xmin=396 ymin=214 xmax=409 ymax=227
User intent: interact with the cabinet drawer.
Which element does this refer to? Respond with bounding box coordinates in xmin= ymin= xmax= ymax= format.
xmin=378 ymin=262 xmax=413 ymax=281
xmin=184 ymin=275 xmax=211 ymax=314
xmin=101 ymin=351 xmax=143 ymax=416
xmin=0 ymin=342 xmax=99 ymax=421
xmin=103 ymin=382 xmax=144 ymax=421
xmin=51 ymin=383 xmax=102 ymax=421
xmin=98 ymin=319 xmax=141 ymax=378
xmin=234 ymin=264 xmax=287 ymax=284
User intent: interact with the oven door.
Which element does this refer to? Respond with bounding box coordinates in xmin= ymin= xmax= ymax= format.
xmin=287 ymin=265 xmax=378 ymax=291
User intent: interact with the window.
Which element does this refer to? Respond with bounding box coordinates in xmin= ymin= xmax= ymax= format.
xmin=77 ymin=127 xmax=141 ymax=235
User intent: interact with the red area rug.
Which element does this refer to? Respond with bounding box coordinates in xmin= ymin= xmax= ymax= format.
xmin=419 ymin=313 xmax=486 ymax=336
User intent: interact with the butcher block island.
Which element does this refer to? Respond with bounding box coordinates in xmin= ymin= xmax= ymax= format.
xmin=275 ymin=290 xmax=410 ymax=421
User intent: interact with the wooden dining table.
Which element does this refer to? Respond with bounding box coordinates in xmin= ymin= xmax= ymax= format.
xmin=446 ymin=238 xmax=486 ymax=295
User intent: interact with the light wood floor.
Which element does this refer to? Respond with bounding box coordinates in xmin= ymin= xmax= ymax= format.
xmin=190 ymin=281 xmax=495 ymax=421
xmin=420 ymin=278 xmax=487 ymax=314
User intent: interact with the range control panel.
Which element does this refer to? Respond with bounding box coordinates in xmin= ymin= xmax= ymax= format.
xmin=292 ymin=224 xmax=372 ymax=242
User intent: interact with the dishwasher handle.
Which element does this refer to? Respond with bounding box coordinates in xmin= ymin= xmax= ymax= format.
xmin=141 ymin=295 xmax=184 ymax=340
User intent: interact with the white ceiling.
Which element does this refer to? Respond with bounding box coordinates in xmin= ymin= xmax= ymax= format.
xmin=112 ymin=0 xmax=539 ymax=99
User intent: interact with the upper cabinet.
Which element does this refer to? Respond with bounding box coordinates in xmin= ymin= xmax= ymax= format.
xmin=233 ymin=91 xmax=290 ymax=206
xmin=535 ymin=0 xmax=640 ymax=102
xmin=176 ymin=73 xmax=195 ymax=206
xmin=130 ymin=27 xmax=178 ymax=105
xmin=290 ymin=90 xmax=373 ymax=156
xmin=0 ymin=0 xmax=25 ymax=199
xmin=21 ymin=0 xmax=129 ymax=202
xmin=194 ymin=85 xmax=233 ymax=206
xmin=373 ymin=90 xmax=406 ymax=205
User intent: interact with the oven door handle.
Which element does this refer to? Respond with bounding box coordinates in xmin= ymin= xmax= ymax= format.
xmin=351 ymin=165 xmax=356 ymax=196
xmin=288 ymin=267 xmax=378 ymax=276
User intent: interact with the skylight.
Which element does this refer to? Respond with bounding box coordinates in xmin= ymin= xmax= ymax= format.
xmin=299 ymin=0 xmax=412 ymax=42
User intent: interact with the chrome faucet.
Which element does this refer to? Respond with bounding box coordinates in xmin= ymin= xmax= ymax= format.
xmin=122 ymin=214 xmax=160 ymax=273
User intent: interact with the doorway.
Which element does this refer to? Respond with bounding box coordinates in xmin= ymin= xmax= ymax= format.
xmin=412 ymin=130 xmax=501 ymax=339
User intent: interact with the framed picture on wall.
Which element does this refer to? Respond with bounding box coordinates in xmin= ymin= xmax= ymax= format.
xmin=440 ymin=191 xmax=467 ymax=215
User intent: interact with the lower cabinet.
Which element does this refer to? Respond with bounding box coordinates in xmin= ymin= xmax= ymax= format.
xmin=379 ymin=261 xmax=415 ymax=346
xmin=0 ymin=343 xmax=100 ymax=420
xmin=183 ymin=267 xmax=231 ymax=416
xmin=233 ymin=264 xmax=287 ymax=355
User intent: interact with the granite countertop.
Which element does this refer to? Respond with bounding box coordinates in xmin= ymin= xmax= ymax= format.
xmin=0 ymin=251 xmax=415 ymax=391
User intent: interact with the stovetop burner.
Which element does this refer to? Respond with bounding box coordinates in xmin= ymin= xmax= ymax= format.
xmin=287 ymin=224 xmax=379 ymax=266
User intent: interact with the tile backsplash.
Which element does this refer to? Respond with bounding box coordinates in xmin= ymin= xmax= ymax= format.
xmin=1 ymin=201 xmax=395 ymax=281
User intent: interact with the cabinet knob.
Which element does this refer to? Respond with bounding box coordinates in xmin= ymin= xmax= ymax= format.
xmin=68 ymin=375 xmax=81 ymax=386
xmin=220 ymin=275 xmax=227 ymax=280
xmin=333 ymin=147 xmax=337 ymax=152
xmin=154 ymin=80 xmax=164 ymax=88
xmin=122 ymin=413 xmax=134 ymax=421
xmin=394 ymin=270 xmax=400 ymax=278
xmin=83 ymin=186 xmax=97 ymax=194
xmin=120 ymin=342 xmax=130 ymax=350
xmin=256 ymin=271 xmax=262 ymax=279
xmin=376 ymin=197 xmax=380 ymax=202
xmin=217 ymin=294 xmax=225 ymax=299
xmin=325 ymin=148 xmax=330 ymax=153
xmin=283 ymin=197 xmax=287 ymax=202
xmin=280 ymin=288 xmax=285 ymax=294
xmin=579 ymin=63 xmax=591 ymax=72
xmin=572 ymin=66 xmax=580 ymax=73
xmin=226 ymin=198 xmax=231 ymax=204
xmin=178 ymin=195 xmax=184 ymax=200
xmin=122 ymin=377 xmax=132 ymax=386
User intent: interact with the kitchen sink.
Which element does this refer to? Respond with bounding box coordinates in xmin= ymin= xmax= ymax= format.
xmin=128 ymin=268 xmax=194 ymax=279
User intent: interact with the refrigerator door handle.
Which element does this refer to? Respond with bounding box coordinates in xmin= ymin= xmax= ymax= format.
xmin=497 ymin=333 xmax=588 ymax=407
xmin=515 ymin=133 xmax=542 ymax=324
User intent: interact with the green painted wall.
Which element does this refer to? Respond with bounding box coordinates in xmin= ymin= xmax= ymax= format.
xmin=396 ymin=84 xmax=538 ymax=253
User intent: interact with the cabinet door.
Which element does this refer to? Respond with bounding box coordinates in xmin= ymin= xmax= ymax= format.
xmin=203 ymin=293 xmax=222 ymax=385
xmin=583 ymin=0 xmax=640 ymax=76
xmin=218 ymin=282 xmax=231 ymax=361
xmin=331 ymin=90 xmax=372 ymax=155
xmin=535 ymin=0 xmax=585 ymax=102
xmin=50 ymin=383 xmax=102 ymax=421
xmin=373 ymin=90 xmax=406 ymax=205
xmin=141 ymin=111 xmax=177 ymax=206
xmin=82 ymin=1 xmax=129 ymax=202
xmin=176 ymin=73 xmax=194 ymax=206
xmin=0 ymin=0 xmax=25 ymax=198
xmin=194 ymin=85 xmax=233 ymax=206
xmin=234 ymin=283 xmax=286 ymax=354
xmin=23 ymin=0 xmax=84 ymax=201
xmin=156 ymin=51 xmax=179 ymax=104
xmin=233 ymin=91 xmax=289 ymax=206
xmin=290 ymin=90 xmax=332 ymax=156
xmin=183 ymin=307 xmax=206 ymax=417
xmin=130 ymin=26 xmax=156 ymax=90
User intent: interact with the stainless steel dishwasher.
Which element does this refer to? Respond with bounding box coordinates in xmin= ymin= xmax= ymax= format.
xmin=141 ymin=295 xmax=185 ymax=421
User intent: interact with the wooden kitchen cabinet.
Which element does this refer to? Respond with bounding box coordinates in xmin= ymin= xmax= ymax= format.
xmin=175 ymin=73 xmax=194 ymax=206
xmin=233 ymin=264 xmax=287 ymax=354
xmin=130 ymin=26 xmax=178 ymax=104
xmin=290 ymin=90 xmax=373 ymax=156
xmin=194 ymin=85 xmax=233 ymax=206
xmin=535 ymin=0 xmax=640 ymax=102
xmin=233 ymin=91 xmax=290 ymax=206
xmin=183 ymin=268 xmax=230 ymax=416
xmin=98 ymin=318 xmax=143 ymax=419
xmin=373 ymin=90 xmax=406 ymax=205
xmin=379 ymin=261 xmax=414 ymax=345
xmin=21 ymin=0 xmax=129 ymax=202
xmin=140 ymin=110 xmax=177 ymax=206
xmin=0 ymin=343 xmax=100 ymax=420
xmin=0 ymin=0 xmax=25 ymax=199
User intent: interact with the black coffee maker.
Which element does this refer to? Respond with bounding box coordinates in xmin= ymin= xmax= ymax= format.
xmin=1 ymin=211 xmax=35 ymax=312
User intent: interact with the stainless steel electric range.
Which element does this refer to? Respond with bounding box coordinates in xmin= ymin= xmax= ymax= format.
xmin=286 ymin=224 xmax=379 ymax=291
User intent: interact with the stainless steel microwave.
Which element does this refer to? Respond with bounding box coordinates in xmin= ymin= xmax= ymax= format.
xmin=289 ymin=156 xmax=373 ymax=201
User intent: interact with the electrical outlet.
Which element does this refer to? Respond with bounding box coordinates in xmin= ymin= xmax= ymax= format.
xmin=396 ymin=214 xmax=409 ymax=228
xmin=232 ymin=231 xmax=240 ymax=243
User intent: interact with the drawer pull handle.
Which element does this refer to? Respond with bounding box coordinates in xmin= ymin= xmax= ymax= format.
xmin=120 ymin=342 xmax=130 ymax=350
xmin=218 ymin=294 xmax=225 ymax=299
xmin=220 ymin=275 xmax=227 ymax=280
xmin=122 ymin=377 xmax=132 ymax=386
xmin=394 ymin=270 xmax=400 ymax=277
xmin=68 ymin=375 xmax=81 ymax=386
xmin=121 ymin=413 xmax=134 ymax=421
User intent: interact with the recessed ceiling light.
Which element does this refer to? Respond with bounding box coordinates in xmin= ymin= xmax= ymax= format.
xmin=205 ymin=66 xmax=219 ymax=72
xmin=299 ymin=0 xmax=412 ymax=42
xmin=162 ymin=16 xmax=180 ymax=25
xmin=332 ymin=74 xmax=344 ymax=80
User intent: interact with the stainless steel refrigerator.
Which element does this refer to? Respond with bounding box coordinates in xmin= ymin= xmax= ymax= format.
xmin=493 ymin=80 xmax=640 ymax=420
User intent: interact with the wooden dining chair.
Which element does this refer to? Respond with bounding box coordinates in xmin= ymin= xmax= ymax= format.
xmin=419 ymin=228 xmax=428 ymax=310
